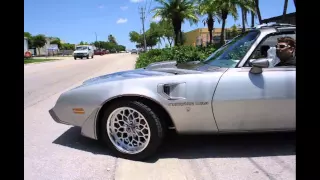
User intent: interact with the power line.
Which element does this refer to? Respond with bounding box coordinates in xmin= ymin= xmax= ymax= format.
xmin=139 ymin=6 xmax=147 ymax=51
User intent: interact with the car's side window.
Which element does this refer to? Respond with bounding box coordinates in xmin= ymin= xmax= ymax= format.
xmin=244 ymin=33 xmax=296 ymax=68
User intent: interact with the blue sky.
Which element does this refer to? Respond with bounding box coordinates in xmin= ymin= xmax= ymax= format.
xmin=24 ymin=0 xmax=296 ymax=49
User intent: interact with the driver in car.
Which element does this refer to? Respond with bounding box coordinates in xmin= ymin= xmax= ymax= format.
xmin=275 ymin=37 xmax=296 ymax=67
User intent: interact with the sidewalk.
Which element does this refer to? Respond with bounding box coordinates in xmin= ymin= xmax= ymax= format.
xmin=31 ymin=56 xmax=72 ymax=60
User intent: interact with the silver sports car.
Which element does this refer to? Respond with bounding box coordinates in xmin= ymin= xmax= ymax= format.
xmin=49 ymin=24 xmax=296 ymax=160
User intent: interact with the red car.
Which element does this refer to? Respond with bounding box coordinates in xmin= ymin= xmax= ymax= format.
xmin=94 ymin=49 xmax=104 ymax=55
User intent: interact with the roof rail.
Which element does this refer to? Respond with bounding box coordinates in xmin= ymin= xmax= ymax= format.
xmin=251 ymin=22 xmax=295 ymax=29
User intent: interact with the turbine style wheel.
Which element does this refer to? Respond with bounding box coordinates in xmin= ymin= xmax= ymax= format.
xmin=100 ymin=100 xmax=165 ymax=160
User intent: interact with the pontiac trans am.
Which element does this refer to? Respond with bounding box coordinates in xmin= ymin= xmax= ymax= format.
xmin=49 ymin=24 xmax=296 ymax=160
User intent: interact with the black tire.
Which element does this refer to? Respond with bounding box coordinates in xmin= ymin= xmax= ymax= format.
xmin=87 ymin=55 xmax=89 ymax=59
xmin=74 ymin=57 xmax=76 ymax=60
xmin=92 ymin=55 xmax=94 ymax=58
xmin=80 ymin=57 xmax=83 ymax=59
xmin=100 ymin=100 xmax=165 ymax=161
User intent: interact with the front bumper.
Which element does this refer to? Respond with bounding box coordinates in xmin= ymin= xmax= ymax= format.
xmin=49 ymin=108 xmax=71 ymax=125
xmin=74 ymin=53 xmax=88 ymax=57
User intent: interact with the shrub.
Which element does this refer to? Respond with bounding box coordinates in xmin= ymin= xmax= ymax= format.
xmin=135 ymin=45 xmax=217 ymax=69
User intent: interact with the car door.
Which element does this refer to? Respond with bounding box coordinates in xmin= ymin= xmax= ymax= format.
xmin=212 ymin=67 xmax=295 ymax=132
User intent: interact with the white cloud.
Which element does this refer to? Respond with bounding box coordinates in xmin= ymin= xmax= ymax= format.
xmin=151 ymin=16 xmax=161 ymax=22
xmin=130 ymin=0 xmax=144 ymax=3
xmin=116 ymin=18 xmax=128 ymax=24
xmin=120 ymin=6 xmax=128 ymax=11
xmin=98 ymin=5 xmax=104 ymax=9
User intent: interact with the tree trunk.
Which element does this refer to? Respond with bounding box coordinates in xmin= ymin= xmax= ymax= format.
xmin=220 ymin=20 xmax=226 ymax=46
xmin=167 ymin=38 xmax=173 ymax=47
xmin=180 ymin=30 xmax=183 ymax=46
xmin=209 ymin=30 xmax=213 ymax=45
xmin=282 ymin=0 xmax=288 ymax=22
xmin=207 ymin=14 xmax=214 ymax=44
xmin=251 ymin=11 xmax=255 ymax=27
xmin=173 ymin=19 xmax=182 ymax=46
xmin=220 ymin=11 xmax=228 ymax=46
xmin=174 ymin=30 xmax=179 ymax=46
xmin=254 ymin=0 xmax=262 ymax=24
xmin=241 ymin=8 xmax=246 ymax=33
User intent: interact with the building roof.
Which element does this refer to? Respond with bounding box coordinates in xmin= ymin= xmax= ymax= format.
xmin=262 ymin=12 xmax=296 ymax=23
xmin=185 ymin=27 xmax=245 ymax=34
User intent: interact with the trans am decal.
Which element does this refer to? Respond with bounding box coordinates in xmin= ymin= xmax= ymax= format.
xmin=168 ymin=102 xmax=209 ymax=106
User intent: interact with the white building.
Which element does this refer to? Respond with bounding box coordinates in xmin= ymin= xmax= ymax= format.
xmin=24 ymin=37 xmax=28 ymax=54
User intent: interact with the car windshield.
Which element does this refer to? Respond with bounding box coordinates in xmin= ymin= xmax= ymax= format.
xmin=76 ymin=46 xmax=88 ymax=50
xmin=203 ymin=30 xmax=260 ymax=68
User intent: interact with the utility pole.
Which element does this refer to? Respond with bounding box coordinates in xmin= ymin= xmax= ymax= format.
xmin=94 ymin=32 xmax=99 ymax=49
xmin=139 ymin=6 xmax=147 ymax=51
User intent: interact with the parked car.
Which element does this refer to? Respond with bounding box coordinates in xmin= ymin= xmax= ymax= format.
xmin=102 ymin=49 xmax=108 ymax=55
xmin=50 ymin=24 xmax=296 ymax=161
xmin=94 ymin=49 xmax=102 ymax=55
xmin=131 ymin=49 xmax=138 ymax=54
xmin=110 ymin=49 xmax=117 ymax=53
xmin=74 ymin=45 xmax=94 ymax=60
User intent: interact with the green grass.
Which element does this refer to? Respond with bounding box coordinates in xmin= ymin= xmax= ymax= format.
xmin=24 ymin=58 xmax=61 ymax=64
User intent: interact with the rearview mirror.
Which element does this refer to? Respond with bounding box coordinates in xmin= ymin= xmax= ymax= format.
xmin=249 ymin=58 xmax=270 ymax=74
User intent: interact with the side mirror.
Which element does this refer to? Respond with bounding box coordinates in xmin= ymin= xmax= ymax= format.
xmin=249 ymin=58 xmax=270 ymax=74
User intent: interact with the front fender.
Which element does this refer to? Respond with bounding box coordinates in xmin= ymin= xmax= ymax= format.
xmin=57 ymin=80 xmax=164 ymax=139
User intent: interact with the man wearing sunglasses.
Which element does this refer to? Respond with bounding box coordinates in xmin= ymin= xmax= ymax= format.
xmin=275 ymin=37 xmax=296 ymax=67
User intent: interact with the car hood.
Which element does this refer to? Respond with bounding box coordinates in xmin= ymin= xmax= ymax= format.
xmin=82 ymin=60 xmax=220 ymax=86
xmin=82 ymin=69 xmax=173 ymax=85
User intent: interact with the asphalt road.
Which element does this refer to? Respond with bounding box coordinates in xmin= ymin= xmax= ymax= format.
xmin=24 ymin=53 xmax=296 ymax=180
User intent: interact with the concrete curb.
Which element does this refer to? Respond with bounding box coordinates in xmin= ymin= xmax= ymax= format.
xmin=24 ymin=58 xmax=71 ymax=66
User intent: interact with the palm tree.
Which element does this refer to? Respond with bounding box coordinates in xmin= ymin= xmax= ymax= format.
xmin=254 ymin=0 xmax=262 ymax=24
xmin=241 ymin=7 xmax=247 ymax=33
xmin=251 ymin=11 xmax=255 ymax=27
xmin=152 ymin=0 xmax=199 ymax=46
xmin=240 ymin=0 xmax=255 ymax=32
xmin=198 ymin=0 xmax=221 ymax=45
xmin=108 ymin=34 xmax=117 ymax=44
xmin=214 ymin=0 xmax=255 ymax=46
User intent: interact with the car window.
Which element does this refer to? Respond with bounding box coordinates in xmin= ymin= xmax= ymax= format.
xmin=245 ymin=32 xmax=296 ymax=68
xmin=203 ymin=31 xmax=260 ymax=68
xmin=76 ymin=46 xmax=88 ymax=50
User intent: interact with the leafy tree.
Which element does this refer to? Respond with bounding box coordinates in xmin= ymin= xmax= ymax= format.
xmin=24 ymin=32 xmax=34 ymax=47
xmin=129 ymin=31 xmax=142 ymax=44
xmin=116 ymin=45 xmax=126 ymax=51
xmin=158 ymin=20 xmax=174 ymax=47
xmin=152 ymin=0 xmax=199 ymax=46
xmin=24 ymin=32 xmax=32 ymax=38
xmin=146 ymin=22 xmax=162 ymax=49
xmin=33 ymin=34 xmax=47 ymax=55
xmin=61 ymin=43 xmax=75 ymax=50
xmin=50 ymin=39 xmax=62 ymax=49
xmin=226 ymin=25 xmax=241 ymax=39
